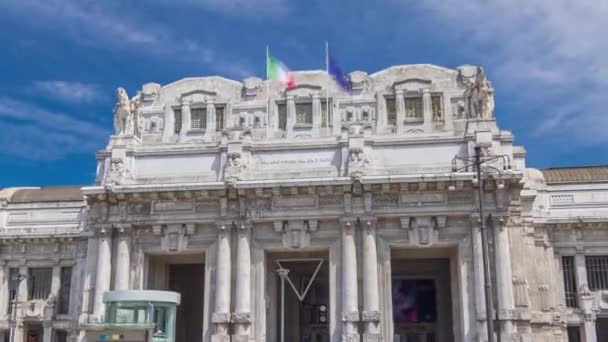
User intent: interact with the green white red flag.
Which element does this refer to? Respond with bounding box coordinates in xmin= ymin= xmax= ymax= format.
xmin=267 ymin=52 xmax=295 ymax=88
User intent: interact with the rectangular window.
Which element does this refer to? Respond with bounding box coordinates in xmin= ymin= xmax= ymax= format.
xmin=567 ymin=326 xmax=581 ymax=342
xmin=173 ymin=108 xmax=182 ymax=134
xmin=216 ymin=106 xmax=225 ymax=131
xmin=404 ymin=97 xmax=423 ymax=120
xmin=55 ymin=330 xmax=68 ymax=342
xmin=431 ymin=95 xmax=443 ymax=121
xmin=28 ymin=268 xmax=52 ymax=300
xmin=586 ymin=256 xmax=608 ymax=290
xmin=295 ymin=103 xmax=313 ymax=124
xmin=58 ymin=267 xmax=72 ymax=314
xmin=562 ymin=256 xmax=578 ymax=307
xmin=190 ymin=107 xmax=207 ymax=129
xmin=8 ymin=268 xmax=19 ymax=314
xmin=386 ymin=97 xmax=396 ymax=126
xmin=277 ymin=103 xmax=287 ymax=130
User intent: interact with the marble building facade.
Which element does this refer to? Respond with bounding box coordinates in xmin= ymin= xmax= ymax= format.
xmin=0 ymin=64 xmax=607 ymax=342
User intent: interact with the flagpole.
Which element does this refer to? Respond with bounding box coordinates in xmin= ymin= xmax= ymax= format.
xmin=325 ymin=41 xmax=329 ymax=130
xmin=266 ymin=45 xmax=270 ymax=139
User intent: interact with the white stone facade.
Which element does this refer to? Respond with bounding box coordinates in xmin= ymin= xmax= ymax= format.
xmin=0 ymin=64 xmax=606 ymax=341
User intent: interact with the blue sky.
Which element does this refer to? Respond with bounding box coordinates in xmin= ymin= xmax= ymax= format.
xmin=1 ymin=0 xmax=607 ymax=187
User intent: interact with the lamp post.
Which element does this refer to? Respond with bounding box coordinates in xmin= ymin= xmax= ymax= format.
xmin=9 ymin=273 xmax=27 ymax=342
xmin=451 ymin=145 xmax=511 ymax=342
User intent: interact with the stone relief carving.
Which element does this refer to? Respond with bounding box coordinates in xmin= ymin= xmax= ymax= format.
xmin=460 ymin=66 xmax=494 ymax=119
xmin=246 ymin=198 xmax=271 ymax=218
xmin=400 ymin=216 xmax=445 ymax=246
xmin=512 ymin=277 xmax=530 ymax=308
xmin=153 ymin=223 xmax=195 ymax=252
xmin=242 ymin=77 xmax=263 ymax=98
xmin=348 ymin=71 xmax=372 ymax=93
xmin=105 ymin=158 xmax=131 ymax=188
xmin=224 ymin=152 xmax=246 ymax=181
xmin=113 ymin=87 xmax=142 ymax=136
xmin=348 ymin=147 xmax=369 ymax=177
xmin=340 ymin=104 xmax=375 ymax=123
xmin=274 ymin=220 xmax=318 ymax=248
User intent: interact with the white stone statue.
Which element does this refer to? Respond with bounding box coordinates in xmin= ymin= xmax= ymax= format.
xmin=463 ymin=67 xmax=495 ymax=119
xmin=113 ymin=87 xmax=142 ymax=136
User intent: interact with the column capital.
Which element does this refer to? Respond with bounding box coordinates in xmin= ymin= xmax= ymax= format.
xmin=361 ymin=310 xmax=380 ymax=322
xmin=216 ymin=221 xmax=233 ymax=238
xmin=422 ymin=88 xmax=431 ymax=94
xmin=180 ymin=98 xmax=192 ymax=106
xmin=231 ymin=312 xmax=251 ymax=323
xmin=394 ymin=89 xmax=404 ymax=96
xmin=341 ymin=310 xmax=360 ymax=322
xmin=211 ymin=312 xmax=231 ymax=323
xmin=340 ymin=217 xmax=357 ymax=235
xmin=361 ymin=217 xmax=377 ymax=234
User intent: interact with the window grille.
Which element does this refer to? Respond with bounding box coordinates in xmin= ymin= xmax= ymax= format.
xmin=386 ymin=98 xmax=396 ymax=126
xmin=277 ymin=103 xmax=287 ymax=130
xmin=216 ymin=106 xmax=225 ymax=131
xmin=7 ymin=268 xmax=19 ymax=314
xmin=28 ymin=268 xmax=52 ymax=300
xmin=173 ymin=108 xmax=182 ymax=134
xmin=567 ymin=326 xmax=581 ymax=342
xmin=404 ymin=97 xmax=423 ymax=120
xmin=295 ymin=103 xmax=313 ymax=124
xmin=562 ymin=256 xmax=577 ymax=307
xmin=58 ymin=267 xmax=72 ymax=314
xmin=586 ymin=256 xmax=608 ymax=290
xmin=190 ymin=107 xmax=207 ymax=129
xmin=432 ymin=95 xmax=443 ymax=121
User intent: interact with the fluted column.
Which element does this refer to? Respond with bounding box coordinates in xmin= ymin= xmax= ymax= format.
xmin=93 ymin=226 xmax=112 ymax=321
xmin=312 ymin=93 xmax=322 ymax=136
xmin=493 ymin=217 xmax=515 ymax=339
xmin=422 ymin=88 xmax=433 ymax=132
xmin=362 ymin=218 xmax=381 ymax=341
xmin=340 ymin=218 xmax=360 ymax=341
xmin=576 ymin=253 xmax=597 ymax=342
xmin=13 ymin=266 xmax=28 ymax=342
xmin=162 ymin=104 xmax=175 ymax=142
xmin=114 ymin=227 xmax=131 ymax=291
xmin=395 ymin=90 xmax=405 ymax=134
xmin=233 ymin=222 xmax=252 ymax=342
xmin=471 ymin=216 xmax=489 ymax=342
xmin=286 ymin=95 xmax=296 ymax=136
xmin=180 ymin=99 xmax=191 ymax=137
xmin=212 ymin=223 xmax=232 ymax=342
xmin=205 ymin=100 xmax=216 ymax=142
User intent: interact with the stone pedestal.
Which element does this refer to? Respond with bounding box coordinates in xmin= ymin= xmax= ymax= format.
xmin=212 ymin=223 xmax=232 ymax=341
xmin=93 ymin=227 xmax=112 ymax=321
xmin=233 ymin=222 xmax=251 ymax=340
xmin=340 ymin=218 xmax=360 ymax=341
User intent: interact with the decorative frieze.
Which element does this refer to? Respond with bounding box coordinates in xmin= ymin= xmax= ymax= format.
xmin=152 ymin=223 xmax=196 ymax=252
xmin=272 ymin=196 xmax=317 ymax=210
xmin=400 ymin=216 xmax=445 ymax=246
xmin=273 ymin=220 xmax=318 ymax=248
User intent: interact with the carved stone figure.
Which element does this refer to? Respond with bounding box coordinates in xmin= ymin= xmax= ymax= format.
xmin=348 ymin=147 xmax=369 ymax=177
xmin=462 ymin=67 xmax=495 ymax=119
xmin=113 ymin=87 xmax=141 ymax=136
xmin=224 ymin=152 xmax=246 ymax=181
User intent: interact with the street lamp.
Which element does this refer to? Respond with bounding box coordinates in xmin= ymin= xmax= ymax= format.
xmin=9 ymin=273 xmax=27 ymax=342
xmin=451 ymin=145 xmax=511 ymax=342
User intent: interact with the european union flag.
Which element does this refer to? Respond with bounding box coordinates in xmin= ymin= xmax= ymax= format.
xmin=328 ymin=54 xmax=351 ymax=91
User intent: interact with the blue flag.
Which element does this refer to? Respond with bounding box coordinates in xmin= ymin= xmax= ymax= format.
xmin=328 ymin=54 xmax=351 ymax=91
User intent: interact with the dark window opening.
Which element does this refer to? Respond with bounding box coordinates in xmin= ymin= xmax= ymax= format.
xmin=562 ymin=256 xmax=578 ymax=307
xmin=216 ymin=106 xmax=225 ymax=131
xmin=173 ymin=108 xmax=182 ymax=134
xmin=28 ymin=268 xmax=52 ymax=300
xmin=58 ymin=267 xmax=72 ymax=314
xmin=586 ymin=256 xmax=608 ymax=290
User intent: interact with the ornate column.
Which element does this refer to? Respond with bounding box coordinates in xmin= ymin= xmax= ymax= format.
xmin=575 ymin=253 xmax=597 ymax=342
xmin=395 ymin=90 xmax=405 ymax=134
xmin=286 ymin=95 xmax=296 ymax=136
xmin=93 ymin=226 xmax=113 ymax=321
xmin=422 ymin=88 xmax=433 ymax=132
xmin=312 ymin=93 xmax=322 ymax=136
xmin=13 ymin=266 xmax=28 ymax=342
xmin=0 ymin=261 xmax=8 ymax=319
xmin=362 ymin=218 xmax=381 ymax=341
xmin=114 ymin=227 xmax=131 ymax=290
xmin=493 ymin=217 xmax=515 ymax=338
xmin=212 ymin=223 xmax=232 ymax=342
xmin=471 ymin=215 xmax=489 ymax=342
xmin=206 ymin=99 xmax=216 ymax=141
xmin=340 ymin=218 xmax=360 ymax=341
xmin=232 ymin=222 xmax=252 ymax=342
xmin=180 ymin=99 xmax=191 ymax=136
xmin=162 ymin=104 xmax=175 ymax=142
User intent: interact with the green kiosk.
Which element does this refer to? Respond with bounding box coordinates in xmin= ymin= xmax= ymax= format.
xmin=84 ymin=290 xmax=180 ymax=342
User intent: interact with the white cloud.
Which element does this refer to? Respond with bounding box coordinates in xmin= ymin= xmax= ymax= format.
xmin=0 ymin=98 xmax=109 ymax=160
xmin=32 ymin=81 xmax=102 ymax=103
xmin=408 ymin=0 xmax=608 ymax=145
xmin=168 ymin=0 xmax=289 ymax=16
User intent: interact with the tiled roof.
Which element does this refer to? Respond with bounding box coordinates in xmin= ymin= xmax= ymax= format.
xmin=541 ymin=166 xmax=608 ymax=184
xmin=10 ymin=186 xmax=84 ymax=203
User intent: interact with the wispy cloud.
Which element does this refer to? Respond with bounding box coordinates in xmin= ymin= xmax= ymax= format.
xmin=0 ymin=0 xmax=253 ymax=78
xmin=32 ymin=81 xmax=103 ymax=104
xmin=166 ymin=0 xmax=289 ymax=16
xmin=0 ymin=98 xmax=109 ymax=160
xmin=407 ymin=0 xmax=608 ymax=145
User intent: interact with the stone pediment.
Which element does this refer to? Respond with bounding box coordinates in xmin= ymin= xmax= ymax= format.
xmin=393 ymin=78 xmax=432 ymax=91
xmin=179 ymin=89 xmax=217 ymax=104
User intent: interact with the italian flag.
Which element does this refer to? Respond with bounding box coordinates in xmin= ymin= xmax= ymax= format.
xmin=267 ymin=53 xmax=295 ymax=88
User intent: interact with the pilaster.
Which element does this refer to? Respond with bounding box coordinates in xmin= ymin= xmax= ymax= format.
xmin=92 ymin=225 xmax=112 ymax=321
xmin=395 ymin=90 xmax=405 ymax=134
xmin=180 ymin=99 xmax=191 ymax=138
xmin=205 ymin=100 xmax=216 ymax=141
xmin=114 ymin=225 xmax=131 ymax=291
xmin=422 ymin=88 xmax=432 ymax=132
xmin=0 ymin=261 xmax=7 ymax=320
xmin=312 ymin=93 xmax=322 ymax=137
xmin=492 ymin=216 xmax=515 ymax=338
xmin=471 ymin=214 xmax=489 ymax=342
xmin=286 ymin=95 xmax=295 ymax=136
